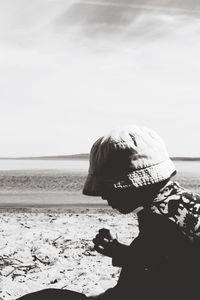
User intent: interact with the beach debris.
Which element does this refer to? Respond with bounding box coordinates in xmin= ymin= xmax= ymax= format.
xmin=0 ymin=209 xmax=137 ymax=299
xmin=52 ymin=235 xmax=62 ymax=246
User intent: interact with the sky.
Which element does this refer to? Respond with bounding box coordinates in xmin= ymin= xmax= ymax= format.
xmin=0 ymin=0 xmax=200 ymax=157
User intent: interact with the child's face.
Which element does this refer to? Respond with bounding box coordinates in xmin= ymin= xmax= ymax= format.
xmin=101 ymin=189 xmax=146 ymax=214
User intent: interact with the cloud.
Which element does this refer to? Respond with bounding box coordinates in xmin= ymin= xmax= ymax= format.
xmin=0 ymin=0 xmax=200 ymax=156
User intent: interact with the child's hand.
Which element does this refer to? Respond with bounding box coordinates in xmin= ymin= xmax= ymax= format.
xmin=93 ymin=228 xmax=119 ymax=257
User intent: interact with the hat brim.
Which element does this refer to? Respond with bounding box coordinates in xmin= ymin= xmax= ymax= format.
xmin=82 ymin=158 xmax=176 ymax=196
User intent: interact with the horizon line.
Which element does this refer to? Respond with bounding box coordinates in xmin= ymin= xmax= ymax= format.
xmin=0 ymin=154 xmax=200 ymax=161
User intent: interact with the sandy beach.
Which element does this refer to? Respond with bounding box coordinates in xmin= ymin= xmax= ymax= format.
xmin=0 ymin=208 xmax=139 ymax=300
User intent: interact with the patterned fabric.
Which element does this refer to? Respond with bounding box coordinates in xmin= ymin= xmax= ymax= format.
xmin=150 ymin=181 xmax=200 ymax=241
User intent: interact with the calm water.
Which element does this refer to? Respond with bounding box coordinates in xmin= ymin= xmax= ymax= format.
xmin=0 ymin=159 xmax=199 ymax=175
xmin=0 ymin=159 xmax=199 ymax=207
xmin=174 ymin=161 xmax=200 ymax=175
xmin=0 ymin=159 xmax=89 ymax=173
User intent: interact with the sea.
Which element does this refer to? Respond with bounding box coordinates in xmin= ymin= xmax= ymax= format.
xmin=0 ymin=159 xmax=199 ymax=208
xmin=0 ymin=159 xmax=89 ymax=173
xmin=0 ymin=159 xmax=199 ymax=174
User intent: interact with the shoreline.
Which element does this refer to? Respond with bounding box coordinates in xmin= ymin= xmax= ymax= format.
xmin=0 ymin=205 xmax=111 ymax=213
xmin=0 ymin=192 xmax=106 ymax=209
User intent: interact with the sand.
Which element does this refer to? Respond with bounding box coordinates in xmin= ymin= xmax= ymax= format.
xmin=0 ymin=208 xmax=139 ymax=300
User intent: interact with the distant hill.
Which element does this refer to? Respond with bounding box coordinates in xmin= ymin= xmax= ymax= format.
xmin=171 ymin=157 xmax=200 ymax=161
xmin=1 ymin=154 xmax=200 ymax=161
xmin=0 ymin=153 xmax=90 ymax=160
xmin=38 ymin=155 xmax=200 ymax=161
xmin=38 ymin=153 xmax=90 ymax=160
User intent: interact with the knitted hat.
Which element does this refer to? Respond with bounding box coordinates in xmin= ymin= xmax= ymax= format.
xmin=83 ymin=125 xmax=176 ymax=196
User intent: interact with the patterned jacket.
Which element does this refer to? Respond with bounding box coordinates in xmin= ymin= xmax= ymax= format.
xmin=150 ymin=181 xmax=200 ymax=241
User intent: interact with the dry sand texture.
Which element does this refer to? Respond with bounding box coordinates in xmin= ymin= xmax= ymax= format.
xmin=0 ymin=208 xmax=138 ymax=300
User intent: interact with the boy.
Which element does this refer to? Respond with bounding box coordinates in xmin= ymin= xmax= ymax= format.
xmin=18 ymin=125 xmax=200 ymax=300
